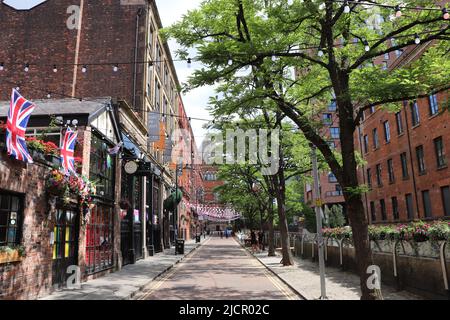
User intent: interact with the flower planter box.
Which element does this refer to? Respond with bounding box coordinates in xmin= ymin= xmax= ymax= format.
xmin=45 ymin=154 xmax=61 ymax=167
xmin=0 ymin=250 xmax=23 ymax=264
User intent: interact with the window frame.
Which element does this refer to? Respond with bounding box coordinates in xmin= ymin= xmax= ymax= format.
xmin=0 ymin=192 xmax=23 ymax=247
xmin=434 ymin=136 xmax=446 ymax=168
xmin=410 ymin=101 xmax=420 ymax=126
xmin=428 ymin=94 xmax=439 ymax=116
xmin=416 ymin=145 xmax=426 ymax=175
xmin=383 ymin=120 xmax=390 ymax=143
xmin=387 ymin=158 xmax=395 ymax=183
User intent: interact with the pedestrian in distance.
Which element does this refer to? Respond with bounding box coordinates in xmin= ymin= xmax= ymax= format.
xmin=250 ymin=230 xmax=258 ymax=253
xmin=257 ymin=230 xmax=264 ymax=252
xmin=220 ymin=230 xmax=223 ymax=239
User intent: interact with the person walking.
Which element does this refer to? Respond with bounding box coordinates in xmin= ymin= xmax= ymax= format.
xmin=258 ymin=230 xmax=264 ymax=252
xmin=250 ymin=230 xmax=258 ymax=253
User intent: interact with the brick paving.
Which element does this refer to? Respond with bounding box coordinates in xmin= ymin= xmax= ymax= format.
xmin=40 ymin=238 xmax=205 ymax=300
xmin=134 ymin=236 xmax=302 ymax=300
xmin=251 ymin=248 xmax=424 ymax=300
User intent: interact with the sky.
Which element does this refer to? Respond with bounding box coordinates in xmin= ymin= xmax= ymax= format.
xmin=5 ymin=0 xmax=214 ymax=146
xmin=155 ymin=0 xmax=214 ymax=147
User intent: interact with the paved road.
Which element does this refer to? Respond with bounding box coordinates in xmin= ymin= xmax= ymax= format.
xmin=135 ymin=237 xmax=301 ymax=300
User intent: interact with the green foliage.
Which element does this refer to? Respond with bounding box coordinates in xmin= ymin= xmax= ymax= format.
xmin=302 ymin=205 xmax=316 ymax=233
xmin=325 ymin=205 xmax=346 ymax=228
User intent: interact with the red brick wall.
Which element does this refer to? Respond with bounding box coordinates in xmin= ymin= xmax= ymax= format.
xmin=358 ymin=91 xmax=450 ymax=223
xmin=0 ymin=153 xmax=53 ymax=299
xmin=0 ymin=0 xmax=147 ymax=112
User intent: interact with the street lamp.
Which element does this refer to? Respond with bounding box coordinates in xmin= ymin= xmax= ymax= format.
xmin=311 ymin=143 xmax=327 ymax=300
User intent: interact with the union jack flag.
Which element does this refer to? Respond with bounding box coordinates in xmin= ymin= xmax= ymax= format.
xmin=6 ymin=89 xmax=36 ymax=163
xmin=60 ymin=127 xmax=78 ymax=175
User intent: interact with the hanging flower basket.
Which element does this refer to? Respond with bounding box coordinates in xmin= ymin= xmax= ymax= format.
xmin=0 ymin=246 xmax=25 ymax=264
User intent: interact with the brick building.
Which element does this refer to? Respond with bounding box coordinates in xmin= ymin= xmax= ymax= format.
xmin=0 ymin=99 xmax=122 ymax=299
xmin=302 ymin=38 xmax=450 ymax=224
xmin=0 ymin=0 xmax=200 ymax=299
xmin=357 ymin=43 xmax=450 ymax=223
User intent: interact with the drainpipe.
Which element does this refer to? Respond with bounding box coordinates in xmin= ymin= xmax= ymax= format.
xmin=133 ymin=8 xmax=143 ymax=110
xmin=402 ymin=101 xmax=421 ymax=220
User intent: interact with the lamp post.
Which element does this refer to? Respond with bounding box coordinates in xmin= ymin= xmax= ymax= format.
xmin=311 ymin=143 xmax=327 ymax=300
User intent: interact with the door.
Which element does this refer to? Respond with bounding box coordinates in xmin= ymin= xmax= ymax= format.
xmin=120 ymin=214 xmax=132 ymax=266
xmin=52 ymin=208 xmax=79 ymax=288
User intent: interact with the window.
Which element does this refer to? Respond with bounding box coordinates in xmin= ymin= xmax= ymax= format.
xmin=90 ymin=133 xmax=115 ymax=199
xmin=156 ymin=42 xmax=162 ymax=75
xmin=328 ymin=172 xmax=337 ymax=183
xmin=328 ymin=141 xmax=336 ymax=150
xmin=370 ymin=201 xmax=376 ymax=222
xmin=387 ymin=159 xmax=395 ymax=183
xmin=0 ymin=193 xmax=22 ymax=247
xmin=384 ymin=52 xmax=390 ymax=60
xmin=400 ymin=152 xmax=409 ymax=179
xmin=381 ymin=61 xmax=388 ymax=70
xmin=372 ymin=128 xmax=379 ymax=149
xmin=146 ymin=63 xmax=153 ymax=98
xmin=441 ymin=186 xmax=450 ymax=216
xmin=422 ymin=190 xmax=432 ymax=218
xmin=392 ymin=197 xmax=399 ymax=220
xmin=395 ymin=49 xmax=404 ymax=57
xmin=406 ymin=194 xmax=414 ymax=220
xmin=85 ymin=204 xmax=114 ymax=274
xmin=380 ymin=199 xmax=387 ymax=221
xmin=410 ymin=101 xmax=420 ymax=126
xmin=154 ymin=80 xmax=161 ymax=111
xmin=434 ymin=136 xmax=446 ymax=168
xmin=429 ymin=94 xmax=439 ymax=116
xmin=376 ymin=164 xmax=382 ymax=186
xmin=25 ymin=127 xmax=61 ymax=147
xmin=322 ymin=113 xmax=332 ymax=125
xmin=395 ymin=112 xmax=403 ymax=135
xmin=416 ymin=145 xmax=426 ymax=174
xmin=370 ymin=106 xmax=376 ymax=114
xmin=363 ymin=135 xmax=369 ymax=154
xmin=366 ymin=168 xmax=372 ymax=188
xmin=328 ymin=100 xmax=337 ymax=111
xmin=148 ymin=23 xmax=154 ymax=53
xmin=330 ymin=127 xmax=340 ymax=139
xmin=383 ymin=121 xmax=390 ymax=143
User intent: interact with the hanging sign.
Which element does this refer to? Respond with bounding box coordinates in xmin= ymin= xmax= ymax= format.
xmin=124 ymin=160 xmax=138 ymax=174
xmin=148 ymin=112 xmax=160 ymax=142
xmin=163 ymin=135 xmax=172 ymax=163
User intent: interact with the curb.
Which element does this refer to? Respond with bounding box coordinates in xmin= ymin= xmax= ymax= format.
xmin=234 ymin=237 xmax=307 ymax=300
xmin=128 ymin=239 xmax=208 ymax=300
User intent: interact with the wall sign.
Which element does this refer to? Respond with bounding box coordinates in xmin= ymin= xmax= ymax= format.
xmin=124 ymin=161 xmax=138 ymax=174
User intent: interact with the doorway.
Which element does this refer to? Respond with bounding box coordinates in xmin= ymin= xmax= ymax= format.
xmin=52 ymin=208 xmax=79 ymax=288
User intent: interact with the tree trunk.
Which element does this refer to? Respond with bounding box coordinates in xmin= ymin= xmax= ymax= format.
xmin=345 ymin=195 xmax=377 ymax=300
xmin=272 ymin=144 xmax=293 ymax=266
xmin=337 ymin=84 xmax=378 ymax=299
xmin=267 ymin=200 xmax=276 ymax=257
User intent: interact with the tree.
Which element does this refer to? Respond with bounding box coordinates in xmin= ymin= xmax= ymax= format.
xmin=165 ymin=0 xmax=450 ymax=299
xmin=325 ymin=204 xmax=346 ymax=228
xmin=213 ymin=114 xmax=312 ymax=264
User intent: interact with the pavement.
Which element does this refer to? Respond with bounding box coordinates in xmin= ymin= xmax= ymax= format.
xmin=134 ymin=236 xmax=302 ymax=300
xmin=40 ymin=238 xmax=205 ymax=300
xmin=249 ymin=246 xmax=424 ymax=300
